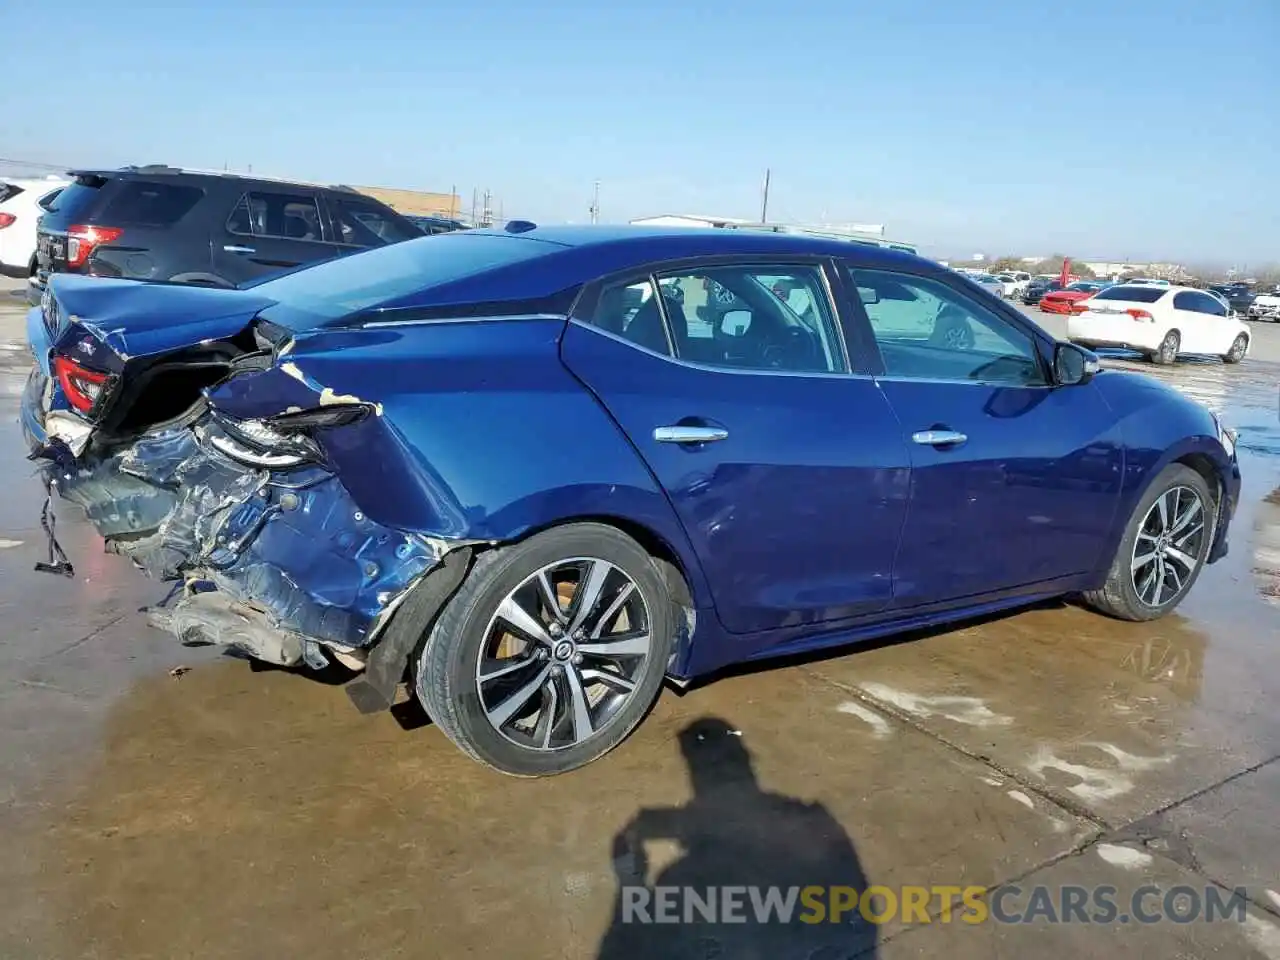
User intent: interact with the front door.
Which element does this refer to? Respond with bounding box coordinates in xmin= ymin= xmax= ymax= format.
xmin=560 ymin=259 xmax=911 ymax=638
xmin=844 ymin=264 xmax=1124 ymax=608
xmin=213 ymin=189 xmax=347 ymax=284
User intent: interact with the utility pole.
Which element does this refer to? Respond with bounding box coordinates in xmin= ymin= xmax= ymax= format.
xmin=760 ymin=168 xmax=771 ymax=222
xmin=590 ymin=180 xmax=600 ymax=224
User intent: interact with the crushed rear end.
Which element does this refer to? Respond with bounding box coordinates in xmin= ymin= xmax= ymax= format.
xmin=21 ymin=276 xmax=473 ymax=711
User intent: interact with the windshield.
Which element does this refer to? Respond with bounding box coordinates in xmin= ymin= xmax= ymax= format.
xmin=251 ymin=232 xmax=558 ymax=327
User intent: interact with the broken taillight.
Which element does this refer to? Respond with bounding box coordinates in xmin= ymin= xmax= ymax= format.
xmin=66 ymin=224 xmax=124 ymax=268
xmin=53 ymin=354 xmax=110 ymax=415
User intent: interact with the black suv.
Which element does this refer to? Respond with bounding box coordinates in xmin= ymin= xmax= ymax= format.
xmin=31 ymin=165 xmax=420 ymax=302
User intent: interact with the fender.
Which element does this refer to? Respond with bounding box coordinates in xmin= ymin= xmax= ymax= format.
xmin=1089 ymin=370 xmax=1238 ymax=578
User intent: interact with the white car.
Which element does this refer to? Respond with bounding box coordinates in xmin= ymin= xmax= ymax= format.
xmin=968 ymin=274 xmax=1006 ymax=298
xmin=1250 ymin=292 xmax=1280 ymax=322
xmin=1067 ymin=284 xmax=1251 ymax=365
xmin=998 ymin=271 xmax=1031 ymax=298
xmin=0 ymin=176 xmax=69 ymax=281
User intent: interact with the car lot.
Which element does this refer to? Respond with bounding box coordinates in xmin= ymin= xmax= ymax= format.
xmin=3 ymin=273 xmax=1280 ymax=958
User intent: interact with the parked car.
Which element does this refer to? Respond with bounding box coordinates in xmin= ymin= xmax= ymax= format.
xmin=21 ymin=226 xmax=1240 ymax=775
xmin=1039 ymin=281 xmax=1107 ymax=315
xmin=1209 ymin=283 xmax=1256 ymax=316
xmin=1248 ymin=291 xmax=1280 ymax=322
xmin=1067 ymin=284 xmax=1251 ymax=365
xmin=30 ymin=165 xmax=420 ymax=303
xmin=998 ymin=271 xmax=1031 ymax=299
xmin=1022 ymin=278 xmax=1064 ymax=304
xmin=407 ymin=215 xmax=469 ymax=235
xmin=0 ymin=176 xmax=69 ymax=281
xmin=967 ymin=273 xmax=1006 ymax=298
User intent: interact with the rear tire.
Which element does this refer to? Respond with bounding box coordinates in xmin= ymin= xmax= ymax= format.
xmin=1222 ymin=334 xmax=1248 ymax=364
xmin=1151 ymin=330 xmax=1180 ymax=365
xmin=415 ymin=523 xmax=674 ymax=776
xmin=1082 ymin=464 xmax=1215 ymax=621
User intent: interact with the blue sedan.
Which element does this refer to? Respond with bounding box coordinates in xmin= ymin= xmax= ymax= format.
xmin=20 ymin=224 xmax=1240 ymax=775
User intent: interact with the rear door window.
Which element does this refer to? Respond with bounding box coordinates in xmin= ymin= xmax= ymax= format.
xmin=97 ymin=180 xmax=203 ymax=226
xmin=328 ymin=196 xmax=420 ymax=246
xmin=227 ymin=191 xmax=325 ymax=242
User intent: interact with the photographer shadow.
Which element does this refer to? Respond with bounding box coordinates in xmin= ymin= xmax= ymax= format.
xmin=597 ymin=717 xmax=877 ymax=959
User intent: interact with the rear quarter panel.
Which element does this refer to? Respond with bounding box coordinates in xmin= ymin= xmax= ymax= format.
xmin=207 ymin=317 xmax=713 ymax=607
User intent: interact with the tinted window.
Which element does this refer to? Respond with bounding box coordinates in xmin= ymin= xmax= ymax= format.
xmin=251 ymin=232 xmax=555 ymax=327
xmin=98 ymin=180 xmax=203 ymax=225
xmin=40 ymin=178 xmax=104 ymax=223
xmin=850 ymin=268 xmax=1046 ymax=386
xmin=37 ymin=189 xmax=61 ymax=211
xmin=330 ymin=196 xmax=420 ymax=246
xmin=0 ymin=184 xmax=22 ymax=204
xmin=1092 ymin=286 xmax=1167 ymax=303
xmin=584 ymin=277 xmax=673 ymax=356
xmin=228 ymin=192 xmax=323 ymax=242
xmin=1193 ymin=292 xmax=1227 ymax=316
xmin=1172 ymin=292 xmax=1197 ymax=311
xmin=654 ymin=264 xmax=844 ymax=373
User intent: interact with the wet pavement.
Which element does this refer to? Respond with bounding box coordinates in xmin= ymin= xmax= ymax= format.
xmin=3 ymin=280 xmax=1280 ymax=958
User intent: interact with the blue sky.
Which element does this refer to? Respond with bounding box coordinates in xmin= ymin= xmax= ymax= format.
xmin=2 ymin=0 xmax=1276 ymax=264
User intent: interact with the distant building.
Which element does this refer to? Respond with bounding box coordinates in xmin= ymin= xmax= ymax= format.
xmin=354 ymin=185 xmax=464 ymax=220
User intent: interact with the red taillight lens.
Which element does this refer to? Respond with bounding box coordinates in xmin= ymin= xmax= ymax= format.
xmin=0 ymin=213 xmax=15 ymax=229
xmin=66 ymin=224 xmax=123 ymax=269
xmin=53 ymin=354 xmax=110 ymax=415
xmin=1125 ymin=308 xmax=1154 ymax=321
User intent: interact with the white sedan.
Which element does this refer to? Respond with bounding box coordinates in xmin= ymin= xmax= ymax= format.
xmin=1066 ymin=284 xmax=1251 ymax=365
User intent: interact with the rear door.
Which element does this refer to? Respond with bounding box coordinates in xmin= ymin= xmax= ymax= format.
xmin=1170 ymin=291 xmax=1219 ymax=354
xmin=213 ymin=188 xmax=347 ymax=284
xmin=561 ymin=257 xmax=911 ymax=639
xmin=844 ymin=263 xmax=1123 ymax=609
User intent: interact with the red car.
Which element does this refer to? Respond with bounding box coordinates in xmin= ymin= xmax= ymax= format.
xmin=1039 ymin=281 xmax=1106 ymax=315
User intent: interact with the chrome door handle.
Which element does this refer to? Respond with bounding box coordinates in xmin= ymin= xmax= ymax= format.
xmin=654 ymin=425 xmax=729 ymax=444
xmin=223 ymin=244 xmax=256 ymax=254
xmin=912 ymin=429 xmax=967 ymax=446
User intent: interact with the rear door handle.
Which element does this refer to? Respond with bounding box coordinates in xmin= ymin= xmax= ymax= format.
xmin=654 ymin=425 xmax=729 ymax=444
xmin=223 ymin=244 xmax=256 ymax=255
xmin=912 ymin=429 xmax=967 ymax=447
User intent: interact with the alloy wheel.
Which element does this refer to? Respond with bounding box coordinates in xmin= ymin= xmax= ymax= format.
xmin=1160 ymin=333 xmax=1178 ymax=364
xmin=1130 ymin=485 xmax=1207 ymax=607
xmin=475 ymin=558 xmax=652 ymax=751
xmin=1229 ymin=335 xmax=1247 ymax=362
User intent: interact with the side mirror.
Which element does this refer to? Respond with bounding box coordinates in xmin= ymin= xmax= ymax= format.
xmin=1054 ymin=341 xmax=1099 ymax=385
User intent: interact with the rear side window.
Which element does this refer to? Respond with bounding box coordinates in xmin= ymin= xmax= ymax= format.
xmin=0 ymin=184 xmax=23 ymax=204
xmin=330 ymin=196 xmax=420 ymax=246
xmin=98 ymin=180 xmax=203 ymax=226
xmin=227 ymin=192 xmax=324 ymax=242
xmin=1093 ymin=286 xmax=1166 ymax=304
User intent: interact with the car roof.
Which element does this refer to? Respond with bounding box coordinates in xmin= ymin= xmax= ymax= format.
xmin=470 ymin=223 xmax=930 ymax=269
xmin=67 ymin=165 xmax=362 ymax=194
xmin=353 ymin=224 xmax=949 ymax=313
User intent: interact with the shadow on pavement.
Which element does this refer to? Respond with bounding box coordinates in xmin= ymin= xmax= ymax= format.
xmin=596 ymin=716 xmax=876 ymax=959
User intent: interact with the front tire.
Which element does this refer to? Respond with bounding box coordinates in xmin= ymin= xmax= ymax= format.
xmin=1152 ymin=329 xmax=1180 ymax=365
xmin=1223 ymin=334 xmax=1248 ymax=364
xmin=1082 ymin=464 xmax=1215 ymax=621
xmin=415 ymin=523 xmax=675 ymax=776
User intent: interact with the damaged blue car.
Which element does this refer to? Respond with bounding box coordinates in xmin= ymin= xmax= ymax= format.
xmin=20 ymin=224 xmax=1239 ymax=776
